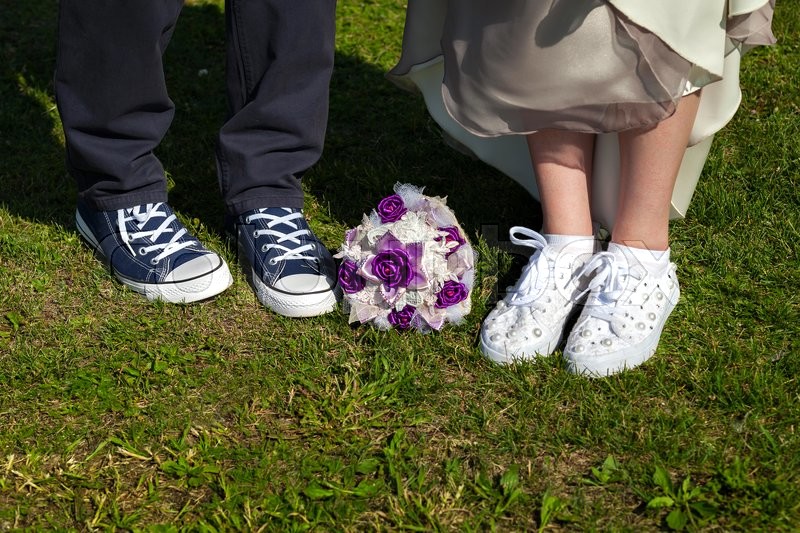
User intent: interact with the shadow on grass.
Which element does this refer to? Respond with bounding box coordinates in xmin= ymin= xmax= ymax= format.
xmin=0 ymin=2 xmax=73 ymax=227
xmin=0 ymin=0 xmax=539 ymax=242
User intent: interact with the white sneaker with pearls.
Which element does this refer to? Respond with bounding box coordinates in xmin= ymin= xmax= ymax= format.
xmin=563 ymin=246 xmax=680 ymax=377
xmin=480 ymin=227 xmax=594 ymax=364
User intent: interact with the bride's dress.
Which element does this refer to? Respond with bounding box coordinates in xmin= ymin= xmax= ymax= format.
xmin=388 ymin=0 xmax=775 ymax=229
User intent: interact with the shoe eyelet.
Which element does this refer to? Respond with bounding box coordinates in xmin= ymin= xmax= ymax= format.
xmin=268 ymin=258 xmax=278 ymax=266
xmin=150 ymin=258 xmax=158 ymax=266
xmin=253 ymin=231 xmax=259 ymax=238
xmin=261 ymin=244 xmax=269 ymax=253
xmin=138 ymin=248 xmax=147 ymax=256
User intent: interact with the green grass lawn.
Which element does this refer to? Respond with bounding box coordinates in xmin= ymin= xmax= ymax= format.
xmin=1 ymin=1 xmax=799 ymax=530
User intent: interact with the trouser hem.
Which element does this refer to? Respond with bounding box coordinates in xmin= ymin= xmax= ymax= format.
xmin=228 ymin=194 xmax=306 ymax=216
xmin=82 ymin=190 xmax=169 ymax=212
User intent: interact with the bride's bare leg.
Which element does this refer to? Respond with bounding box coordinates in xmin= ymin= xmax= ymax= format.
xmin=480 ymin=130 xmax=597 ymax=365
xmin=562 ymin=94 xmax=702 ymax=376
xmin=527 ymin=130 xmax=595 ymax=236
xmin=613 ymin=93 xmax=701 ymax=251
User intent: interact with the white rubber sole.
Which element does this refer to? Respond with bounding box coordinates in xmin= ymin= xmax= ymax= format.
xmin=117 ymin=261 xmax=233 ymax=304
xmin=564 ymin=291 xmax=678 ymax=378
xmin=76 ymin=210 xmax=233 ymax=303
xmin=479 ymin=331 xmax=561 ymax=365
xmin=479 ymin=297 xmax=582 ymax=365
xmin=248 ymin=265 xmax=339 ymax=318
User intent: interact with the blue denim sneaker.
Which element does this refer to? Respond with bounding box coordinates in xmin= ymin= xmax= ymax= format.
xmin=232 ymin=207 xmax=339 ymax=317
xmin=76 ymin=201 xmax=233 ymax=303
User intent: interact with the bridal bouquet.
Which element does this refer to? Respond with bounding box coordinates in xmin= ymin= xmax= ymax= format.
xmin=337 ymin=183 xmax=475 ymax=332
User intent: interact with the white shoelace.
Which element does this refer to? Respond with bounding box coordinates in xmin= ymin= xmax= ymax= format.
xmin=576 ymin=252 xmax=644 ymax=325
xmin=506 ymin=227 xmax=552 ymax=308
xmin=118 ymin=203 xmax=196 ymax=264
xmin=246 ymin=209 xmax=315 ymax=264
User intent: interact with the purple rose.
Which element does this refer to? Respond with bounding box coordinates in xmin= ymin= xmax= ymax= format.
xmin=438 ymin=226 xmax=465 ymax=255
xmin=338 ymin=259 xmax=366 ymax=294
xmin=376 ymin=194 xmax=407 ymax=223
xmin=388 ymin=305 xmax=416 ymax=330
xmin=371 ymin=248 xmax=413 ymax=289
xmin=435 ymin=280 xmax=469 ymax=308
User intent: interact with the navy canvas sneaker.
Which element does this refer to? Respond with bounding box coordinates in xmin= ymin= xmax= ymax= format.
xmin=232 ymin=207 xmax=339 ymax=317
xmin=76 ymin=201 xmax=233 ymax=303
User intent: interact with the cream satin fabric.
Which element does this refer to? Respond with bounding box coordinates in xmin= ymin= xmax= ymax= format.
xmin=388 ymin=0 xmax=774 ymax=228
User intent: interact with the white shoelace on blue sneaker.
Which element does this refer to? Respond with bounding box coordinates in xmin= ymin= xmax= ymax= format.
xmin=117 ymin=203 xmax=196 ymax=264
xmin=246 ymin=209 xmax=316 ymax=265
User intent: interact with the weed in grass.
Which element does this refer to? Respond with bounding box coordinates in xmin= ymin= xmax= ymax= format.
xmin=538 ymin=490 xmax=570 ymax=532
xmin=161 ymin=457 xmax=221 ymax=489
xmin=473 ymin=464 xmax=524 ymax=517
xmin=645 ymin=465 xmax=718 ymax=530
xmin=583 ymin=455 xmax=625 ymax=487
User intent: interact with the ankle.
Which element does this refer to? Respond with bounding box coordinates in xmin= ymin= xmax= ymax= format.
xmin=608 ymin=242 xmax=671 ymax=276
xmin=544 ymin=233 xmax=596 ymax=256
